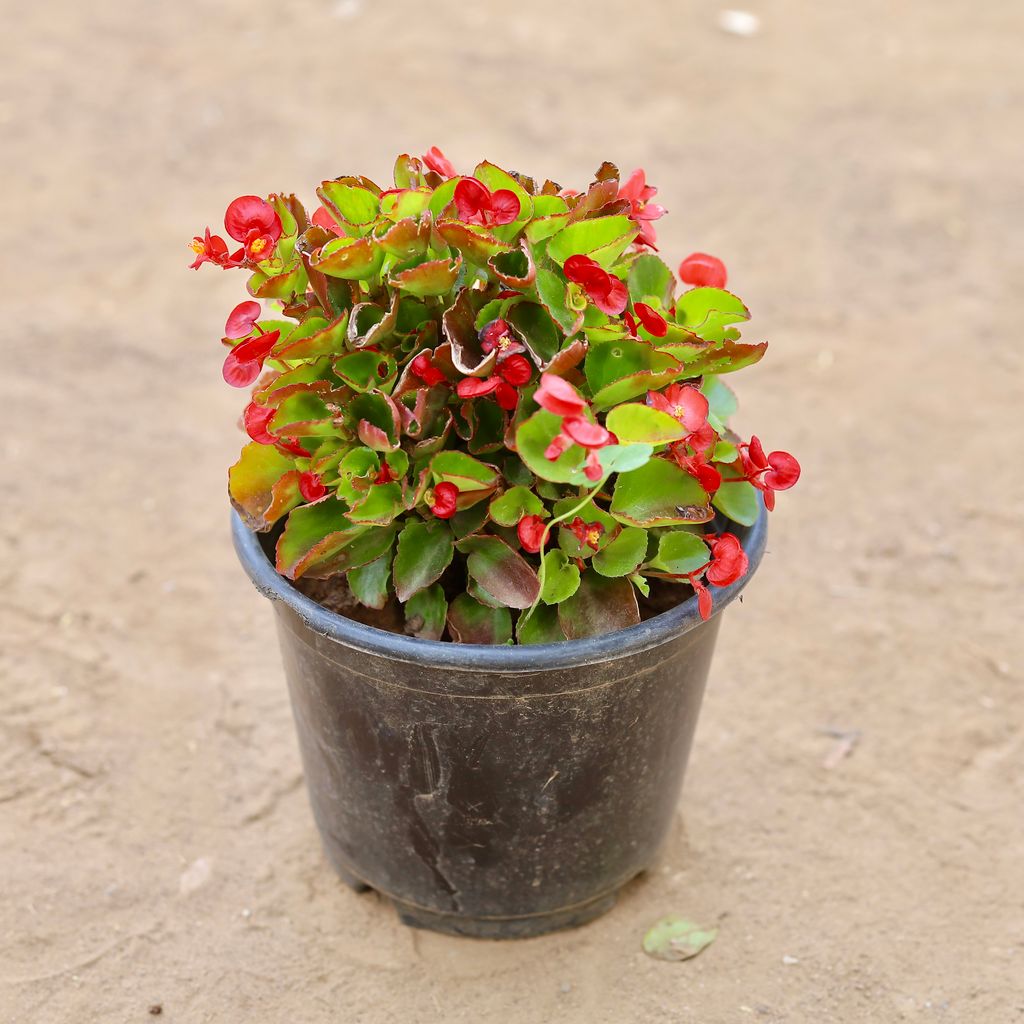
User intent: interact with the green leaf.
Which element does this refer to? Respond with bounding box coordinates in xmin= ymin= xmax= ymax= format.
xmin=404 ymin=584 xmax=447 ymax=640
xmin=535 ymin=267 xmax=579 ymax=335
xmin=629 ymin=573 xmax=651 ymax=598
xmin=547 ymin=216 xmax=638 ymax=268
xmin=275 ymin=498 xmax=363 ymax=580
xmin=628 ymin=254 xmax=675 ymax=306
xmin=435 ymin=222 xmax=512 ymax=264
xmin=605 ymin=404 xmax=686 ymax=445
xmin=593 ymin=527 xmax=649 ymax=577
xmin=346 ymin=482 xmax=405 ymax=526
xmin=272 ymin=312 xmax=350 ymax=359
xmin=558 ymin=571 xmax=640 ymax=639
xmin=334 ymin=350 xmax=397 ymax=392
xmin=674 ymin=287 xmax=749 ymax=342
xmin=712 ymin=440 xmax=739 ymax=464
xmin=489 ymin=486 xmax=546 ymax=527
xmin=347 ymin=552 xmax=392 ymax=610
xmin=447 ymin=594 xmax=512 ymax=645
xmin=309 ymin=236 xmax=385 ymax=280
xmin=393 ymin=519 xmax=454 ymax=601
xmin=389 ymin=255 xmax=462 ymax=297
xmin=676 ymin=339 xmax=768 ymax=377
xmin=554 ymin=498 xmax=618 ymax=558
xmin=246 ymin=260 xmax=307 ymax=300
xmin=228 ymin=442 xmax=298 ymax=531
xmin=652 ymin=531 xmax=710 ymax=575
xmin=585 ymin=339 xmax=680 ymax=402
xmin=317 ymin=179 xmax=380 ymax=232
xmin=507 ymin=302 xmax=560 ymax=365
xmin=457 ymin=536 xmax=541 ymax=609
xmin=642 ymin=917 xmax=718 ymax=962
xmin=701 ymin=375 xmax=738 ymax=422
xmin=610 ymin=459 xmax=713 ymax=527
xmin=713 ymin=479 xmax=760 ymax=527
xmin=515 ymin=409 xmax=588 ymax=484
xmin=597 ymin=443 xmax=654 ymax=475
xmin=516 ymin=605 xmax=567 ymax=644
xmin=539 ymin=549 xmax=581 ymax=605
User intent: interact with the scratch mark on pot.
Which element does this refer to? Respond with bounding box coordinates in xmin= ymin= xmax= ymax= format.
xmin=541 ymin=770 xmax=560 ymax=792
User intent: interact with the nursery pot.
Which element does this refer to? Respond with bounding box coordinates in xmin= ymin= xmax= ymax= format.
xmin=232 ymin=505 xmax=767 ymax=939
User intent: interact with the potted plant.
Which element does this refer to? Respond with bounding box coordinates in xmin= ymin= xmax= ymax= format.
xmin=191 ymin=150 xmax=799 ymax=938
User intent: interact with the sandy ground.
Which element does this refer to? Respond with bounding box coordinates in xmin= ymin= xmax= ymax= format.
xmin=2 ymin=0 xmax=1022 ymax=1021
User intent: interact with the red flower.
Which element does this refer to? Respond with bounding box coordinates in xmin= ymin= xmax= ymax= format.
xmin=569 ymin=517 xmax=604 ymax=551
xmin=298 ymin=472 xmax=327 ymax=502
xmin=672 ymin=448 xmax=722 ymax=494
xmin=410 ymin=352 xmax=447 ymax=386
xmin=704 ymin=532 xmax=749 ymax=587
xmin=535 ymin=373 xmax=587 ymax=417
xmin=430 ymin=481 xmax=459 ymax=519
xmin=480 ymin=319 xmax=526 ymax=357
xmin=647 ymin=384 xmax=709 ymax=432
xmin=678 ymin=252 xmax=728 ymax=289
xmin=740 ymin=436 xmax=801 ymax=510
xmin=632 ymin=302 xmax=668 ymax=338
xmin=311 ymin=206 xmax=347 ymax=237
xmin=453 ymin=177 xmax=520 ymax=227
xmin=422 ymin=146 xmax=457 ymax=178
xmin=546 ymin=416 xmax=614 ymax=481
xmin=564 ymin=255 xmax=627 ymax=316
xmin=188 ymin=228 xmax=235 ymax=270
xmin=224 ymin=196 xmax=282 ymax=263
xmin=243 ymin=402 xmax=277 ymax=445
xmin=456 ymin=353 xmax=533 ymax=411
xmin=618 ymin=169 xmax=666 ymax=249
xmin=224 ymin=300 xmax=262 ymax=340
xmin=692 ymin=578 xmax=714 ymax=621
xmin=517 ymin=514 xmax=547 ymax=553
xmin=374 ymin=461 xmax=396 ymax=485
xmin=222 ymin=330 xmax=280 ymax=388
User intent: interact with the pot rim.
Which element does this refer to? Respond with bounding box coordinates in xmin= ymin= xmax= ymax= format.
xmin=231 ymin=499 xmax=768 ymax=673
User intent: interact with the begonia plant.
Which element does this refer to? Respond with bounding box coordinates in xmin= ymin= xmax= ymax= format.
xmin=190 ymin=152 xmax=799 ymax=644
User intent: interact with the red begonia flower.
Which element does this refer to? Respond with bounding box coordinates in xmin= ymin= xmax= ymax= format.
xmin=647 ymin=384 xmax=709 ymax=432
xmin=374 ymin=461 xmax=396 ymax=485
xmin=312 ymin=206 xmax=347 ymax=237
xmin=634 ymin=302 xmax=668 ymax=338
xmin=517 ymin=514 xmax=547 ymax=553
xmin=422 ymin=146 xmax=457 ymax=178
xmin=244 ymin=230 xmax=277 ymax=262
xmin=563 ymin=254 xmax=628 ymax=316
xmin=618 ymin=169 xmax=667 ymax=249
xmin=692 ymin=578 xmax=713 ymax=621
xmin=569 ymin=517 xmax=604 ymax=551
xmin=410 ymin=352 xmax=447 ymax=386
xmin=243 ymin=402 xmax=277 ymax=445
xmin=544 ymin=433 xmax=572 ymax=461
xmin=479 ymin=318 xmax=526 ymax=358
xmin=224 ymin=196 xmax=282 ymax=245
xmin=704 ymin=532 xmax=749 ymax=587
xmin=678 ymin=252 xmax=728 ymax=289
xmin=276 ymin=436 xmax=311 ymax=458
xmin=456 ymin=353 xmax=533 ymax=411
xmin=224 ymin=300 xmax=262 ymax=340
xmin=562 ymin=416 xmax=612 ymax=450
xmin=740 ymin=435 xmax=801 ymax=510
xmin=672 ymin=447 xmax=722 ymax=494
xmin=189 ymin=228 xmax=234 ymax=270
xmin=535 ymin=373 xmax=587 ymax=417
xmin=430 ymin=481 xmax=459 ymax=519
xmin=453 ymin=177 xmax=521 ymax=227
xmin=298 ymin=472 xmax=327 ymax=502
xmin=222 ymin=330 xmax=280 ymax=388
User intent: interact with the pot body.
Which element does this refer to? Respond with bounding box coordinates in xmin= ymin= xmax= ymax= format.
xmin=233 ymin=507 xmax=766 ymax=938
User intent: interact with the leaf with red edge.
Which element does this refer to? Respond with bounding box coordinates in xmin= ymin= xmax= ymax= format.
xmin=673 ymin=287 xmax=749 ymax=342
xmin=515 ymin=409 xmax=588 ymax=484
xmin=610 ymin=459 xmax=713 ymax=528
xmin=447 ymin=594 xmax=513 ymax=645
xmin=675 ymin=340 xmax=768 ymax=377
xmin=309 ymin=236 xmax=384 ymax=281
xmin=389 ymin=255 xmax=462 ymax=297
xmin=436 ymin=222 xmax=512 ymax=265
xmin=347 ymin=551 xmax=392 ymax=610
xmin=375 ymin=216 xmax=430 ymax=260
xmin=228 ymin=442 xmax=299 ymax=530
xmin=316 ymin=177 xmax=381 ymax=234
xmin=274 ymin=497 xmax=363 ymax=579
xmin=393 ymin=519 xmax=454 ymax=602
xmin=558 ymin=572 xmax=640 ymax=639
xmin=457 ymin=535 xmax=541 ymax=609
xmin=272 ymin=311 xmax=349 ymax=359
xmin=404 ymin=584 xmax=448 ymax=640
xmin=547 ymin=215 xmax=638 ymax=268
xmin=605 ymin=404 xmax=686 ymax=445
xmin=346 ymin=482 xmax=406 ymax=526
xmin=488 ymin=240 xmax=536 ymax=289
xmin=507 ymin=301 xmax=560 ymax=366
xmin=247 ymin=260 xmax=307 ymax=300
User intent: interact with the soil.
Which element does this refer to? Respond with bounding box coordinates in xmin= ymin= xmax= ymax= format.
xmin=2 ymin=1 xmax=1022 ymax=1022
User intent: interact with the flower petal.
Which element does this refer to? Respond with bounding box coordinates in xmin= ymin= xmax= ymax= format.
xmin=423 ymin=146 xmax=457 ymax=178
xmin=562 ymin=416 xmax=612 ymax=450
xmin=535 ymin=373 xmax=587 ymax=417
xmin=243 ymin=401 xmax=277 ymax=444
xmin=453 ymin=177 xmax=492 ymax=223
xmin=517 ymin=514 xmax=547 ymax=553
xmin=764 ymin=450 xmax=801 ymax=491
xmin=224 ymin=195 xmax=282 ymax=243
xmin=634 ymin=302 xmax=668 ymax=338
xmin=224 ymin=300 xmax=262 ymax=339
xmin=678 ymin=252 xmax=728 ymax=289
xmin=489 ymin=189 xmax=521 ymax=226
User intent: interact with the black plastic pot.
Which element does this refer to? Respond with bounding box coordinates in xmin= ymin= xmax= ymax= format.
xmin=232 ymin=505 xmax=767 ymax=939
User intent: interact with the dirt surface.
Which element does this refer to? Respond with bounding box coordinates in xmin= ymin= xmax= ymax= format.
xmin=3 ymin=1 xmax=1022 ymax=1021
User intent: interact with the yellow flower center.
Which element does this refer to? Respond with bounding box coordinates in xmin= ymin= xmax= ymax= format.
xmin=190 ymin=240 xmax=204 ymax=254
xmin=587 ymin=528 xmax=601 ymax=547
xmin=250 ymin=237 xmax=266 ymax=255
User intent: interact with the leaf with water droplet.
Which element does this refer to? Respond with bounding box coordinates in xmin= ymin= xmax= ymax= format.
xmin=642 ymin=916 xmax=718 ymax=961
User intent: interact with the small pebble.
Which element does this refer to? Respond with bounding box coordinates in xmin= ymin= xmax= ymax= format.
xmin=782 ymin=954 xmax=799 ymax=965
